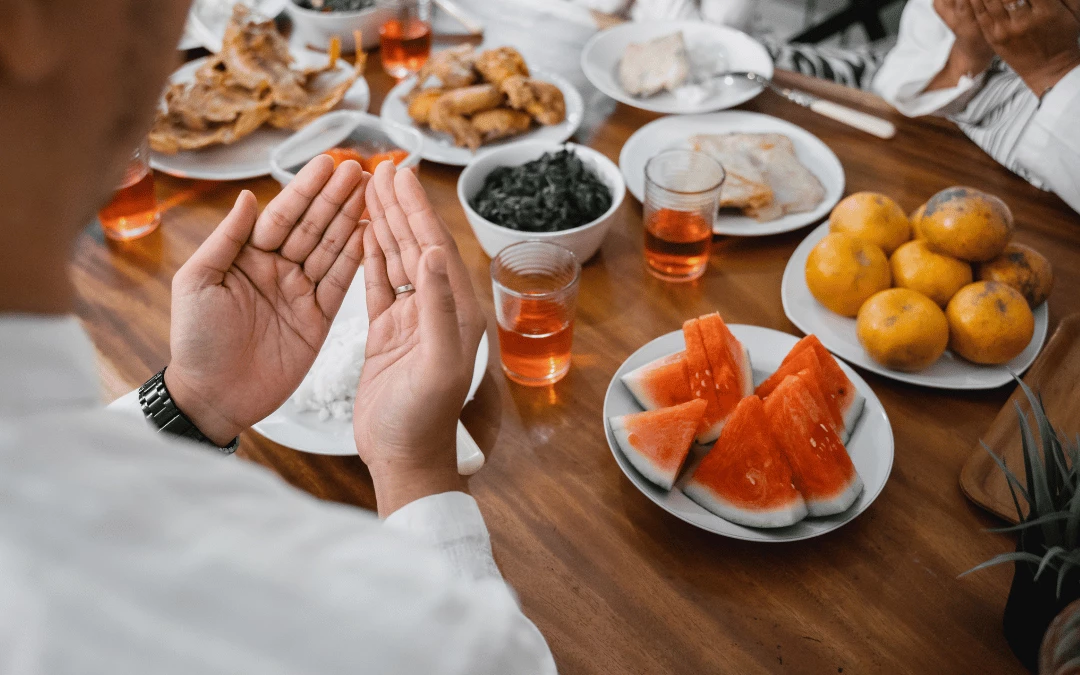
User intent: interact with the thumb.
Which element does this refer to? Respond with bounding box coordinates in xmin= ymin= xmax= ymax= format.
xmin=416 ymin=247 xmax=463 ymax=366
xmin=181 ymin=190 xmax=258 ymax=287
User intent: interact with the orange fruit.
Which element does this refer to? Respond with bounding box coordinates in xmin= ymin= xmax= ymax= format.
xmin=910 ymin=202 xmax=927 ymax=240
xmin=890 ymin=240 xmax=973 ymax=308
xmin=805 ymin=232 xmax=892 ymax=317
xmin=856 ymin=289 xmax=949 ymax=371
xmin=829 ymin=192 xmax=911 ymax=255
xmin=975 ymin=243 xmax=1054 ymax=308
xmin=921 ymin=186 xmax=1014 ymax=262
xmin=946 ymin=281 xmax=1034 ymax=364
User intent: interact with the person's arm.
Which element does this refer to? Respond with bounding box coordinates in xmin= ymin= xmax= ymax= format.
xmin=1015 ymin=64 xmax=1080 ymax=214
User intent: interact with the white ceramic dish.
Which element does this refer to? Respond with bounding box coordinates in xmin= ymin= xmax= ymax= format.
xmin=781 ymin=222 xmax=1050 ymax=389
xmin=151 ymin=54 xmax=370 ymax=181
xmin=252 ymin=268 xmax=490 ymax=456
xmin=187 ymin=0 xmax=289 ymax=52
xmin=619 ymin=111 xmax=844 ymax=236
xmin=581 ymin=20 xmax=773 ymax=115
xmin=457 ymin=141 xmax=626 ymax=262
xmin=604 ymin=324 xmax=894 ymax=542
xmin=380 ymin=70 xmax=584 ymax=167
xmin=285 ymin=1 xmax=390 ymax=52
xmin=269 ymin=110 xmax=423 ymax=187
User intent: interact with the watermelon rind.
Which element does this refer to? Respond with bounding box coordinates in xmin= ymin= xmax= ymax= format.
xmin=804 ymin=472 xmax=864 ymax=517
xmin=608 ymin=414 xmax=694 ymax=491
xmin=840 ymin=394 xmax=866 ymax=445
xmin=736 ymin=345 xmax=753 ymax=397
xmin=684 ymin=480 xmax=808 ymax=528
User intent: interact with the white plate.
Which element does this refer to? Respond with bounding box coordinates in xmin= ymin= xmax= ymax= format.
xmin=379 ymin=71 xmax=584 ymax=167
xmin=187 ymin=0 xmax=289 ymax=53
xmin=580 ymin=20 xmax=772 ymax=115
xmin=150 ymin=54 xmax=370 ymax=181
xmin=252 ymin=269 xmax=490 ymax=455
xmin=782 ymin=222 xmax=1050 ymax=390
xmin=603 ymin=324 xmax=894 ymax=542
xmin=619 ymin=112 xmax=845 ymax=236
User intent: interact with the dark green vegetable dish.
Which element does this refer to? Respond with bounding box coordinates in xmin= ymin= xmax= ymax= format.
xmin=470 ymin=150 xmax=613 ymax=233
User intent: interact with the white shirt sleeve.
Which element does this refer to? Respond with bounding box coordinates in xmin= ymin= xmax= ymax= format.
xmin=1015 ymin=64 xmax=1080 ymax=215
xmin=872 ymin=0 xmax=984 ymax=116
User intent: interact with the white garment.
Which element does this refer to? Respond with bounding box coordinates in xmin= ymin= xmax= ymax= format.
xmin=0 ymin=315 xmax=556 ymax=674
xmin=873 ymin=0 xmax=1080 ymax=215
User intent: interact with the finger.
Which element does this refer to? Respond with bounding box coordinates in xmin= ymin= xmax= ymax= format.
xmin=278 ymin=160 xmax=364 ymax=264
xmin=363 ymin=222 xmax=395 ymax=321
xmin=1061 ymin=0 xmax=1080 ymax=21
xmin=251 ymin=154 xmax=335 ymax=251
xmin=315 ymin=226 xmax=364 ymax=320
xmin=370 ymin=162 xmax=423 ymax=280
xmin=367 ymin=174 xmax=412 ymax=288
xmin=182 ymin=190 xmax=258 ymax=285
xmin=415 ymin=247 xmax=464 ymax=369
xmin=304 ymin=172 xmax=370 ymax=282
xmin=973 ymin=0 xmax=1009 ymax=27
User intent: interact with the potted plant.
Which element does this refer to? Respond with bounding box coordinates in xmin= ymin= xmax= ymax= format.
xmin=964 ymin=377 xmax=1080 ymax=672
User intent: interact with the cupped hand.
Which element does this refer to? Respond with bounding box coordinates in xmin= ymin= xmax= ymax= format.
xmin=968 ymin=0 xmax=1080 ymax=96
xmin=167 ymin=155 xmax=369 ymax=445
xmin=353 ymin=162 xmax=486 ymax=516
xmin=934 ymin=0 xmax=996 ymax=75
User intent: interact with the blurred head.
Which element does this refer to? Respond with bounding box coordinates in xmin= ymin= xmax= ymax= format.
xmin=0 ymin=0 xmax=191 ymax=312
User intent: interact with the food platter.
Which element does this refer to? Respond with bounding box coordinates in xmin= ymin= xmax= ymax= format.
xmin=603 ymin=324 xmax=894 ymax=542
xmin=619 ymin=111 xmax=844 ymax=236
xmin=380 ymin=71 xmax=584 ymax=167
xmin=581 ymin=20 xmax=773 ymax=115
xmin=185 ymin=0 xmax=289 ymax=52
xmin=252 ymin=267 xmax=490 ymax=456
xmin=150 ymin=54 xmax=371 ymax=181
xmin=781 ymin=222 xmax=1050 ymax=389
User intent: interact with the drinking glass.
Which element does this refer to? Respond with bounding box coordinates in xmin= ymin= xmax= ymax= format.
xmin=642 ymin=149 xmax=725 ymax=282
xmin=97 ymin=139 xmax=161 ymax=241
xmin=491 ymin=241 xmax=581 ymax=387
xmin=378 ymin=0 xmax=432 ymax=78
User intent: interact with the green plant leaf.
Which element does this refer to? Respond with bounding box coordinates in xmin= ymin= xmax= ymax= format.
xmin=1017 ymin=400 xmax=1058 ymax=545
xmin=1066 ymin=487 xmax=1080 ymax=548
xmin=979 ymin=440 xmax=1030 ymax=520
xmin=988 ymin=511 xmax=1073 ymax=534
xmin=960 ymin=551 xmax=1045 ymax=577
xmin=1037 ymin=546 xmax=1066 ymax=580
xmin=1058 ymin=560 xmax=1076 ymax=599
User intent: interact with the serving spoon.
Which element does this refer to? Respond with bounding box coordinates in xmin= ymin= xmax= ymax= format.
xmin=717 ymin=71 xmax=897 ymax=140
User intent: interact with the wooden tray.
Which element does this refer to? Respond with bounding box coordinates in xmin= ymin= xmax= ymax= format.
xmin=960 ymin=314 xmax=1080 ymax=523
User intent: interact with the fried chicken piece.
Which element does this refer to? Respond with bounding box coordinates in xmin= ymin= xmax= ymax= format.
xmin=407 ymin=88 xmax=445 ymax=125
xmin=428 ymin=106 xmax=481 ymax=151
xmin=432 ymin=84 xmax=504 ymax=117
xmin=474 ymin=46 xmax=529 ymax=86
xmin=409 ymin=44 xmax=477 ymax=94
xmin=218 ymin=6 xmax=308 ymax=107
xmin=500 ymin=75 xmax=566 ymax=126
xmin=470 ymin=108 xmax=533 ymax=142
xmin=150 ymin=103 xmax=272 ymax=154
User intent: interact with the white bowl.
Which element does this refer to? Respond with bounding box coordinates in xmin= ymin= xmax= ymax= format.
xmin=285 ymin=1 xmax=391 ymax=51
xmin=270 ymin=110 xmax=423 ymax=187
xmin=457 ymin=141 xmax=626 ymax=262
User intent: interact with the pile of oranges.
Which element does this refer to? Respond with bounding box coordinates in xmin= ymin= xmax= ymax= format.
xmin=804 ymin=187 xmax=1053 ymax=372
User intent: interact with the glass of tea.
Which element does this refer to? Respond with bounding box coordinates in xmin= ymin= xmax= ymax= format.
xmin=642 ymin=149 xmax=725 ymax=282
xmin=97 ymin=139 xmax=161 ymax=241
xmin=491 ymin=241 xmax=581 ymax=387
xmin=378 ymin=0 xmax=432 ymax=79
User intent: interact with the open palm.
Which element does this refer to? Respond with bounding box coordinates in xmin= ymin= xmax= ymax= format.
xmin=167 ymin=156 xmax=368 ymax=445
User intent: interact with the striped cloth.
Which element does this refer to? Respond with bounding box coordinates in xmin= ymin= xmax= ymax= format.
xmin=764 ymin=38 xmax=894 ymax=91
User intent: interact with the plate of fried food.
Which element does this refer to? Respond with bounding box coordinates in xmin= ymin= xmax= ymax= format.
xmin=150 ymin=5 xmax=370 ymax=181
xmin=619 ymin=111 xmax=844 ymax=236
xmin=380 ymin=45 xmax=584 ymax=166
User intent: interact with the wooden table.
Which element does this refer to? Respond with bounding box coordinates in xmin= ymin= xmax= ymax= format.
xmin=73 ymin=44 xmax=1080 ymax=674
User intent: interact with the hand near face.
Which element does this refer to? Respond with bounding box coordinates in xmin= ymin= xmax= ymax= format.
xmin=967 ymin=0 xmax=1080 ymax=96
xmin=353 ymin=162 xmax=486 ymax=517
xmin=167 ymin=156 xmax=369 ymax=446
xmin=935 ymin=0 xmax=996 ymax=75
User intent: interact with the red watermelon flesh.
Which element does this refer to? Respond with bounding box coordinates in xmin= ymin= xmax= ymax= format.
xmin=697 ymin=313 xmax=754 ymax=406
xmin=621 ymin=351 xmax=693 ymax=411
xmin=782 ymin=335 xmax=865 ymax=444
xmin=756 ymin=347 xmax=844 ymax=435
xmin=610 ymin=399 xmax=708 ymax=490
xmin=684 ymin=396 xmax=808 ymax=528
xmin=763 ymin=373 xmax=863 ymax=517
xmin=682 ymin=320 xmax=727 ymax=443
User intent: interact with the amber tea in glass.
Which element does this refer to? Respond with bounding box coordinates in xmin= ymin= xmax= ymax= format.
xmin=643 ymin=149 xmax=724 ymax=282
xmin=98 ymin=140 xmax=160 ymax=241
xmin=378 ymin=0 xmax=432 ymax=78
xmin=491 ymin=241 xmax=581 ymax=387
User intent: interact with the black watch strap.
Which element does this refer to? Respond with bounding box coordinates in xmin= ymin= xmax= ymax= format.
xmin=139 ymin=369 xmax=239 ymax=455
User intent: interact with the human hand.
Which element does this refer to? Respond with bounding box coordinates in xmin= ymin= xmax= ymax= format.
xmin=968 ymin=0 xmax=1080 ymax=96
xmin=353 ymin=162 xmax=486 ymax=517
xmin=927 ymin=0 xmax=997 ymax=90
xmin=166 ymin=155 xmax=369 ymax=446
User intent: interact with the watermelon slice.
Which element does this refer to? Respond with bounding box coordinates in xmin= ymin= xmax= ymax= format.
xmin=682 ymin=320 xmax=727 ymax=443
xmin=610 ymin=399 xmax=708 ymax=490
xmin=621 ymin=351 xmax=693 ymax=411
xmin=773 ymin=335 xmax=865 ymax=443
xmin=763 ymin=373 xmax=864 ymax=516
xmin=697 ymin=313 xmax=754 ymax=407
xmin=755 ymin=347 xmax=848 ymax=440
xmin=684 ymin=396 xmax=808 ymax=528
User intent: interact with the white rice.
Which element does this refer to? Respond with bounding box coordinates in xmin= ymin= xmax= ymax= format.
xmin=290 ymin=317 xmax=368 ymax=422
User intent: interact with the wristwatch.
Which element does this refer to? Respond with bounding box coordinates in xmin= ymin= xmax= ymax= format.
xmin=138 ymin=369 xmax=239 ymax=455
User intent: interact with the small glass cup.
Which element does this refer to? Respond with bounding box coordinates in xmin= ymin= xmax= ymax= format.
xmin=378 ymin=0 xmax=432 ymax=79
xmin=642 ymin=149 xmax=725 ymax=282
xmin=491 ymin=241 xmax=581 ymax=387
xmin=97 ymin=139 xmax=161 ymax=241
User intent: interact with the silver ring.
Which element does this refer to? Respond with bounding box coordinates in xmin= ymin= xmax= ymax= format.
xmin=393 ymin=283 xmax=415 ymax=296
xmin=1004 ymin=0 xmax=1025 ymax=10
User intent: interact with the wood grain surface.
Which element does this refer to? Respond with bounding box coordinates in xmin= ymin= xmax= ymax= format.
xmin=71 ymin=43 xmax=1080 ymax=675
xmin=960 ymin=315 xmax=1080 ymax=524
